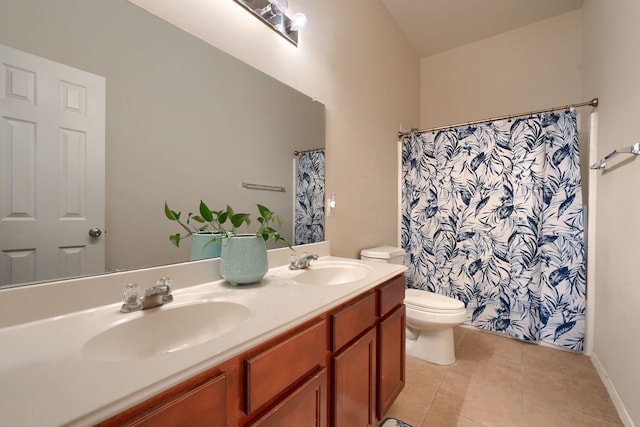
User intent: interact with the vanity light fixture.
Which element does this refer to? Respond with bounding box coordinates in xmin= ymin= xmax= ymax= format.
xmin=233 ymin=0 xmax=307 ymax=46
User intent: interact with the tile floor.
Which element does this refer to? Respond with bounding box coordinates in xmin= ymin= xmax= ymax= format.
xmin=384 ymin=327 xmax=623 ymax=427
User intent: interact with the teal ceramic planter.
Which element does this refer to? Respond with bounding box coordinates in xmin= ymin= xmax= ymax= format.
xmin=220 ymin=235 xmax=268 ymax=285
xmin=190 ymin=233 xmax=222 ymax=261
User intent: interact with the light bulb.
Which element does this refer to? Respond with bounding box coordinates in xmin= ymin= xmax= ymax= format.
xmin=290 ymin=13 xmax=308 ymax=31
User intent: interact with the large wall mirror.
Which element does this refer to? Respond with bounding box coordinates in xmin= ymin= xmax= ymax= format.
xmin=0 ymin=0 xmax=325 ymax=288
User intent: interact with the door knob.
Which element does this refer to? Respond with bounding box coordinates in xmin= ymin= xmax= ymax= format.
xmin=89 ymin=228 xmax=102 ymax=238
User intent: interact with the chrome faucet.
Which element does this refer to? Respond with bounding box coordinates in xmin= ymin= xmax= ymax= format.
xmin=121 ymin=278 xmax=174 ymax=313
xmin=289 ymin=252 xmax=319 ymax=270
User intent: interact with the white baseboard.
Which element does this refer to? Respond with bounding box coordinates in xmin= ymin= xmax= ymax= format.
xmin=591 ymin=351 xmax=636 ymax=427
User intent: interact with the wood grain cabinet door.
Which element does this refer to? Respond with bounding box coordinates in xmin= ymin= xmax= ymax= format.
xmin=332 ymin=327 xmax=377 ymax=427
xmin=246 ymin=368 xmax=327 ymax=427
xmin=377 ymin=305 xmax=406 ymax=418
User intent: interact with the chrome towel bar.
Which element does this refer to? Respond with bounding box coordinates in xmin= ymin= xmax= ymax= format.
xmin=590 ymin=143 xmax=640 ymax=171
xmin=241 ymin=182 xmax=286 ymax=192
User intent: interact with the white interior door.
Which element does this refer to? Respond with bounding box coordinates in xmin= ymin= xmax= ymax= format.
xmin=0 ymin=43 xmax=105 ymax=287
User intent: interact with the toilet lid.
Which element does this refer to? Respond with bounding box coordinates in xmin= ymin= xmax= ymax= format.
xmin=405 ymin=289 xmax=465 ymax=311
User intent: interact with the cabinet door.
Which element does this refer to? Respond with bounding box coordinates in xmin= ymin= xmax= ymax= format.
xmin=247 ymin=368 xmax=327 ymax=427
xmin=332 ymin=327 xmax=376 ymax=427
xmin=377 ymin=305 xmax=406 ymax=419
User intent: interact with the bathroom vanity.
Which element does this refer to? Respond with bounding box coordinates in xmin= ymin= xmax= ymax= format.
xmin=0 ymin=242 xmax=407 ymax=426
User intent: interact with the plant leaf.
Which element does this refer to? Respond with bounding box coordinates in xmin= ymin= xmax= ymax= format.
xmin=191 ymin=215 xmax=205 ymax=223
xmin=230 ymin=213 xmax=250 ymax=228
xmin=164 ymin=202 xmax=180 ymax=221
xmin=199 ymin=200 xmax=214 ymax=222
xmin=169 ymin=233 xmax=181 ymax=247
xmin=257 ymin=204 xmax=271 ymax=220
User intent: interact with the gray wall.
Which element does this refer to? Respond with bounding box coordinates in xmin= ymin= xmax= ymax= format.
xmin=0 ymin=0 xmax=324 ymax=273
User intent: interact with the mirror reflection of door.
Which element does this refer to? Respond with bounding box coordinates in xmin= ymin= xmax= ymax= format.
xmin=0 ymin=44 xmax=105 ymax=287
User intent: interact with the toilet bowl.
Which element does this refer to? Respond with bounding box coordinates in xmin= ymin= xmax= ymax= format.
xmin=359 ymin=246 xmax=468 ymax=365
xmin=404 ymin=288 xmax=467 ymax=365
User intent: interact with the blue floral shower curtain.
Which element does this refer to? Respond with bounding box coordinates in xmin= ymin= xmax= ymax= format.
xmin=294 ymin=150 xmax=325 ymax=245
xmin=401 ymin=111 xmax=586 ymax=351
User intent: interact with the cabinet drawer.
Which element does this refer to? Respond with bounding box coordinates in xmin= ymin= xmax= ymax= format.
xmin=111 ymin=371 xmax=227 ymax=427
xmin=245 ymin=318 xmax=327 ymax=414
xmin=378 ymin=275 xmax=405 ymax=317
xmin=331 ymin=291 xmax=376 ymax=351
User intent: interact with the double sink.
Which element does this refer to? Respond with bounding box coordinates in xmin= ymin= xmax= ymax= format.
xmin=82 ymin=259 xmax=374 ymax=362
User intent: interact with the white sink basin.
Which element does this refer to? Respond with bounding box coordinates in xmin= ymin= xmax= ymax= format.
xmin=82 ymin=301 xmax=250 ymax=362
xmin=292 ymin=261 xmax=373 ymax=286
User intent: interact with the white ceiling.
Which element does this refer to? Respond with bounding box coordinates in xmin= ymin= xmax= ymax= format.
xmin=381 ymin=0 xmax=584 ymax=57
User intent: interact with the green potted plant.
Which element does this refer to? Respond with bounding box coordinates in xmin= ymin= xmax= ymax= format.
xmin=165 ymin=202 xmax=291 ymax=283
xmin=164 ymin=200 xmax=231 ymax=260
xmin=219 ymin=204 xmax=291 ymax=285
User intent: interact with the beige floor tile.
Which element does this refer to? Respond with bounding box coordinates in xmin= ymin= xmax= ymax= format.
xmin=522 ymin=364 xmax=608 ymax=397
xmin=523 ymin=342 xmax=594 ymax=379
xmin=524 ymin=394 xmax=623 ymax=426
xmin=394 ymin=328 xmax=622 ymax=427
xmin=523 ymin=381 xmax=622 ymax=426
xmin=450 ymin=349 xmax=523 ymax=393
xmin=420 ymin=406 xmax=485 ymax=427
xmin=457 ymin=328 xmax=524 ymax=363
xmin=453 ymin=326 xmax=468 ymax=348
xmin=404 ymin=355 xmax=447 ymax=396
xmin=383 ymin=391 xmax=429 ymax=427
xmin=432 ymin=370 xmax=523 ymax=427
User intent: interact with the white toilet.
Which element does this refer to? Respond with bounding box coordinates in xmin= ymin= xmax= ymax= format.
xmin=403 ymin=288 xmax=467 ymax=365
xmin=361 ymin=246 xmax=468 ymax=365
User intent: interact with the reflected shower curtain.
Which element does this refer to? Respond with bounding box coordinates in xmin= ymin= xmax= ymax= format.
xmin=294 ymin=150 xmax=325 ymax=245
xmin=401 ymin=111 xmax=586 ymax=350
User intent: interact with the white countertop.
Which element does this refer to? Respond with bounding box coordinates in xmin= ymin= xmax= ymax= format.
xmin=0 ymin=247 xmax=406 ymax=426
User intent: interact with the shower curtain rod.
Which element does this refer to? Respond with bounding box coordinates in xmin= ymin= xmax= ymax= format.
xmin=293 ymin=147 xmax=324 ymax=155
xmin=397 ymin=97 xmax=599 ymax=138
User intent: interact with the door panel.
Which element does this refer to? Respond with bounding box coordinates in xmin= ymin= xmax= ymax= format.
xmin=0 ymin=43 xmax=105 ymax=287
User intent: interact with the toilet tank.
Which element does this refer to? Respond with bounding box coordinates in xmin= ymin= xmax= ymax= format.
xmin=360 ymin=246 xmax=405 ymax=265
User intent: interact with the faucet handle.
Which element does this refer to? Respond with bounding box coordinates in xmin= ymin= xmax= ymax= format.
xmin=289 ymin=253 xmax=299 ymax=269
xmin=156 ymin=277 xmax=174 ymax=303
xmin=156 ymin=277 xmax=173 ymax=292
xmin=122 ymin=283 xmax=141 ymax=303
xmin=156 ymin=277 xmax=173 ymax=304
xmin=121 ymin=283 xmax=142 ymax=312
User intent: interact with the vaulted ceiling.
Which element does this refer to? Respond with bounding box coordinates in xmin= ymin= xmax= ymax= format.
xmin=381 ymin=0 xmax=584 ymax=57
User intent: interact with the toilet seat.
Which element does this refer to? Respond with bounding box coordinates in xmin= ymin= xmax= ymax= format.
xmin=405 ymin=289 xmax=465 ymax=314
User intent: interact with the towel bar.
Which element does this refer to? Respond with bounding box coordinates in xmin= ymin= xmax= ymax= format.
xmin=241 ymin=182 xmax=286 ymax=192
xmin=590 ymin=143 xmax=640 ymax=170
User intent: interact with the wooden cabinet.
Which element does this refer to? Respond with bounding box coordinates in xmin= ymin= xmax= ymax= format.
xmin=244 ymin=318 xmax=326 ymax=413
xmin=329 ymin=275 xmax=407 ymax=426
xmin=329 ymin=291 xmax=377 ymax=426
xmin=332 ymin=327 xmax=377 ymax=427
xmin=246 ymin=368 xmax=327 ymax=427
xmin=376 ymin=275 xmax=406 ymax=419
xmin=377 ymin=305 xmax=406 ymax=418
xmin=96 ymin=370 xmax=227 ymax=427
xmin=99 ymin=274 xmax=406 ymax=427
